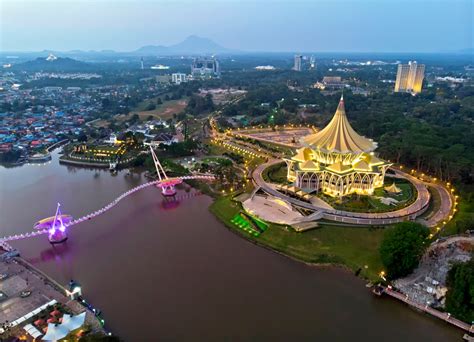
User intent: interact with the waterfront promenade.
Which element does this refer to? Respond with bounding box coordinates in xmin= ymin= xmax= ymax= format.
xmin=380 ymin=285 xmax=473 ymax=333
xmin=0 ymin=253 xmax=104 ymax=336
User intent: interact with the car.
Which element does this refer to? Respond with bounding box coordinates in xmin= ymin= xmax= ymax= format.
xmin=0 ymin=273 xmax=8 ymax=280
xmin=20 ymin=291 xmax=32 ymax=298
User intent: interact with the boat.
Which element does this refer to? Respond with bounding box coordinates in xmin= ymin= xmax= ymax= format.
xmin=463 ymin=334 xmax=474 ymax=341
xmin=372 ymin=285 xmax=385 ymax=296
xmin=48 ymin=230 xmax=68 ymax=244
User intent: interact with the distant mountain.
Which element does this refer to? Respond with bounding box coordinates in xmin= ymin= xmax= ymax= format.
xmin=134 ymin=35 xmax=235 ymax=55
xmin=13 ymin=54 xmax=92 ymax=72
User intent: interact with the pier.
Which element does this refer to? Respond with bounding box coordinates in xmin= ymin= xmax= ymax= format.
xmin=379 ymin=285 xmax=473 ymax=333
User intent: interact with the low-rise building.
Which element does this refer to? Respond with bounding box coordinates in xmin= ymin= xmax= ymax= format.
xmin=171 ymin=73 xmax=188 ymax=85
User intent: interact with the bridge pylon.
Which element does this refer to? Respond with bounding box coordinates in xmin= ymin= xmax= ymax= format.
xmin=48 ymin=203 xmax=68 ymax=244
xmin=150 ymin=146 xmax=182 ymax=196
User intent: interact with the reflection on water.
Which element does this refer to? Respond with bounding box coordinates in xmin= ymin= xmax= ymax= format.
xmin=0 ymin=151 xmax=462 ymax=341
xmin=26 ymin=242 xmax=70 ymax=264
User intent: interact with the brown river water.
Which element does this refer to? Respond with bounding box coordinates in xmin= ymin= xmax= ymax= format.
xmin=0 ymin=151 xmax=460 ymax=341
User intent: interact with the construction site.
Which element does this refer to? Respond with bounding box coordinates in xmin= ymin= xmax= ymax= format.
xmin=394 ymin=235 xmax=474 ymax=309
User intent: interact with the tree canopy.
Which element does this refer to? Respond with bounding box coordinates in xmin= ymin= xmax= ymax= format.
xmin=445 ymin=258 xmax=474 ymax=323
xmin=379 ymin=222 xmax=429 ymax=279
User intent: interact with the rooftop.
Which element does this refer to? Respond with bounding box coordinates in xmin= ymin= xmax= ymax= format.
xmin=301 ymin=95 xmax=377 ymax=154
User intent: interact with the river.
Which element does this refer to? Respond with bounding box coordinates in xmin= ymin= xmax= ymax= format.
xmin=0 ymin=151 xmax=460 ymax=341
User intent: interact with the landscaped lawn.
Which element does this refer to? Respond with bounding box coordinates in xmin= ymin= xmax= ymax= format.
xmin=134 ymin=97 xmax=188 ymax=120
xmin=262 ymin=162 xmax=288 ymax=183
xmin=319 ymin=177 xmax=417 ymax=213
xmin=441 ymin=198 xmax=474 ymax=237
xmin=210 ymin=196 xmax=386 ymax=281
xmin=419 ymin=185 xmax=441 ymax=220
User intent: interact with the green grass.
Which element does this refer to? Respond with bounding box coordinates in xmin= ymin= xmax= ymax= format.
xmin=419 ymin=186 xmax=442 ymax=220
xmin=201 ymin=157 xmax=229 ymax=164
xmin=441 ymin=198 xmax=474 ymax=237
xmin=210 ymin=196 xmax=386 ymax=281
xmin=206 ymin=143 xmax=229 ymax=156
xmin=134 ymin=97 xmax=188 ymax=120
xmin=318 ymin=178 xmax=417 ymax=213
xmin=262 ymin=162 xmax=288 ymax=183
xmin=231 ymin=214 xmax=261 ymax=237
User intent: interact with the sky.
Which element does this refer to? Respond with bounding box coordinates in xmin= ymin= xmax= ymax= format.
xmin=1 ymin=0 xmax=473 ymax=53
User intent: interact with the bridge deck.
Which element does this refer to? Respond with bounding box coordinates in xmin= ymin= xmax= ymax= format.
xmin=0 ymin=175 xmax=214 ymax=244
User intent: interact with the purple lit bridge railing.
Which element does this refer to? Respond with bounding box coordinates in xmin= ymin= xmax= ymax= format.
xmin=0 ymin=174 xmax=215 ymax=250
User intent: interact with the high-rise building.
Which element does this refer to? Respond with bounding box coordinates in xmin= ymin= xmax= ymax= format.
xmin=394 ymin=61 xmax=425 ymax=94
xmin=140 ymin=57 xmax=144 ymax=70
xmin=309 ymin=55 xmax=316 ymax=70
xmin=293 ymin=55 xmax=303 ymax=71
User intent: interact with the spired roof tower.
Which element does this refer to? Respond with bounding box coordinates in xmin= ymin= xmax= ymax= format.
xmin=285 ymin=95 xmax=391 ymax=197
xmin=301 ymin=95 xmax=376 ymax=154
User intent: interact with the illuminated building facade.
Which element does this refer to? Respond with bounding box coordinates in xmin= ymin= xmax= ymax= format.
xmin=285 ymin=96 xmax=391 ymax=197
xmin=394 ymin=61 xmax=425 ymax=94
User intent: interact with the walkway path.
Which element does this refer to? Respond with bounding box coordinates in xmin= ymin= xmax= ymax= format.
xmin=381 ymin=286 xmax=473 ymax=333
xmin=0 ymin=175 xmax=214 ymax=246
xmin=425 ymin=183 xmax=453 ymax=227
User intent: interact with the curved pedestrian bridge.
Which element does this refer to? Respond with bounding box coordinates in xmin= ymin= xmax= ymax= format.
xmin=0 ymin=175 xmax=214 ymax=249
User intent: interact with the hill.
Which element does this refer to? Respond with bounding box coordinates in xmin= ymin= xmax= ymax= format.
xmin=13 ymin=54 xmax=92 ymax=72
xmin=134 ymin=35 xmax=235 ymax=55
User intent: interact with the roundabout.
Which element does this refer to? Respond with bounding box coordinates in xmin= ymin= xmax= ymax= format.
xmin=251 ymin=159 xmax=434 ymax=226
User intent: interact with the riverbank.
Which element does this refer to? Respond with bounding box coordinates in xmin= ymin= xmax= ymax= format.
xmin=0 ymin=251 xmax=107 ymax=339
xmin=209 ymin=196 xmax=385 ymax=282
xmin=1 ymin=152 xmax=462 ymax=340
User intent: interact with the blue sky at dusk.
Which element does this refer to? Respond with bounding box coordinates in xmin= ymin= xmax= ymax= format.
xmin=1 ymin=0 xmax=472 ymax=52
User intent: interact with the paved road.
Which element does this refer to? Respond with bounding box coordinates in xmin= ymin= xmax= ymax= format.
xmin=426 ymin=183 xmax=453 ymax=227
xmin=252 ymin=159 xmax=436 ymax=226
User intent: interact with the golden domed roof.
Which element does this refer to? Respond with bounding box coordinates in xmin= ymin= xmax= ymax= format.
xmin=301 ymin=96 xmax=377 ymax=154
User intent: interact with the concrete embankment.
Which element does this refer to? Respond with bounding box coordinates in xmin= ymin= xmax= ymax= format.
xmin=59 ymin=157 xmax=111 ymax=168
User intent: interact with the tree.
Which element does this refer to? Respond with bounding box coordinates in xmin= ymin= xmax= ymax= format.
xmin=445 ymin=259 xmax=474 ymax=323
xmin=156 ymin=97 xmax=163 ymax=105
xmin=146 ymin=103 xmax=156 ymax=111
xmin=379 ymin=222 xmax=429 ymax=279
xmin=129 ymin=114 xmax=140 ymax=124
xmin=78 ymin=133 xmax=88 ymax=142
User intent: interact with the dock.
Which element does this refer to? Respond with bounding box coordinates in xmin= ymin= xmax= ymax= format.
xmin=378 ymin=285 xmax=473 ymax=333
